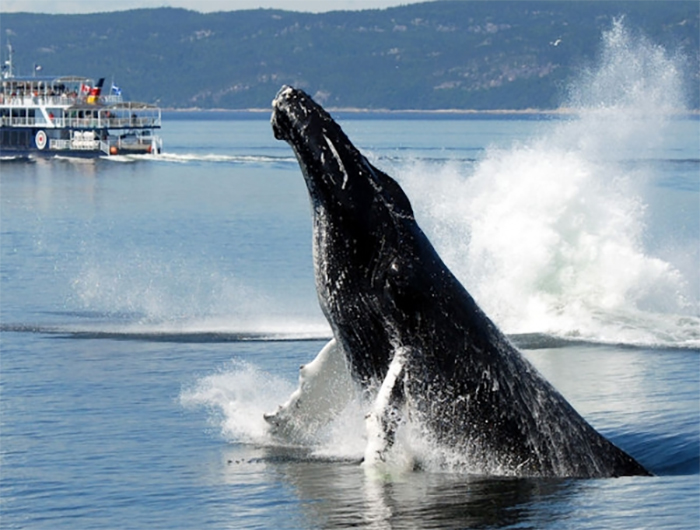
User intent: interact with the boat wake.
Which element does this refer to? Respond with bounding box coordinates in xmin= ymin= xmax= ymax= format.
xmin=102 ymin=152 xmax=297 ymax=166
xmin=0 ymin=154 xmax=33 ymax=163
xmin=100 ymin=149 xmax=482 ymax=168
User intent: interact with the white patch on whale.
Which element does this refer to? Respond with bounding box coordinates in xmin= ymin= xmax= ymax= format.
xmin=324 ymin=134 xmax=349 ymax=190
xmin=264 ymin=339 xmax=356 ymax=443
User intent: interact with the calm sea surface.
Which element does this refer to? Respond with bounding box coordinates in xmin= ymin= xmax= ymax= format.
xmin=1 ymin=113 xmax=698 ymax=529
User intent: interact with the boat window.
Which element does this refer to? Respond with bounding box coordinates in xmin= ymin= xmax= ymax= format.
xmin=1 ymin=129 xmax=31 ymax=147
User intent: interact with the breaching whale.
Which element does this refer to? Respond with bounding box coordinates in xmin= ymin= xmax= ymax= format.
xmin=266 ymin=86 xmax=650 ymax=478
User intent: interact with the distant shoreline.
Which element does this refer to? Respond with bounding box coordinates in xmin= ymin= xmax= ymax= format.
xmin=164 ymin=107 xmax=573 ymax=115
xmin=162 ymin=107 xmax=700 ymax=118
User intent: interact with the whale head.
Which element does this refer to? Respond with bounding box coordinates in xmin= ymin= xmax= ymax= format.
xmin=272 ymin=86 xmax=413 ymax=220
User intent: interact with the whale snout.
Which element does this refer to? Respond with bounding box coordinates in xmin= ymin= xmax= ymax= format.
xmin=271 ymin=107 xmax=290 ymax=141
xmin=273 ymin=84 xmax=296 ymax=106
xmin=271 ymin=86 xmax=295 ymax=141
xmin=271 ymin=85 xmax=314 ymax=141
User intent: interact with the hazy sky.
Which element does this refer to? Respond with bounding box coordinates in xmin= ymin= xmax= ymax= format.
xmin=1 ymin=0 xmax=429 ymax=14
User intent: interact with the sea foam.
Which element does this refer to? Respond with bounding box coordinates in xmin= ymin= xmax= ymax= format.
xmin=401 ymin=20 xmax=698 ymax=347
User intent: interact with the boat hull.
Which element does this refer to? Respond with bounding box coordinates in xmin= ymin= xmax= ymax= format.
xmin=0 ymin=126 xmax=161 ymax=159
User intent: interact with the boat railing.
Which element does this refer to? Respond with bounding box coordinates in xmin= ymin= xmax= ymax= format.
xmin=0 ymin=94 xmax=124 ymax=106
xmin=49 ymin=139 xmax=71 ymax=150
xmin=43 ymin=131 xmax=162 ymax=154
xmin=1 ymin=115 xmax=37 ymax=127
xmin=0 ymin=114 xmax=161 ymax=129
xmin=100 ymin=95 xmax=122 ymax=105
xmin=62 ymin=116 xmax=161 ymax=129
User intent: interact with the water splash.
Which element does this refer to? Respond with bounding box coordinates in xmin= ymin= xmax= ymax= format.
xmin=181 ymin=359 xmax=368 ymax=460
xmin=181 ymin=361 xmax=295 ymax=444
xmin=71 ymin=251 xmax=328 ymax=339
xmin=181 ymin=360 xmax=472 ymax=473
xmin=569 ymin=18 xmax=687 ymax=117
xmin=73 ymin=253 xmax=265 ymax=322
xmin=401 ymin=20 xmax=698 ymax=347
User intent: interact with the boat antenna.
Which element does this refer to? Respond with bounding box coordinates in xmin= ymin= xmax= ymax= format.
xmin=3 ymin=39 xmax=14 ymax=79
xmin=2 ymin=37 xmax=14 ymax=79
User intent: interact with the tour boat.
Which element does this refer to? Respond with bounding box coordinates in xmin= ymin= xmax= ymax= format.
xmin=1 ymin=44 xmax=162 ymax=159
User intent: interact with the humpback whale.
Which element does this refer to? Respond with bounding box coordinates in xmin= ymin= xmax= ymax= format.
xmin=267 ymin=86 xmax=650 ymax=478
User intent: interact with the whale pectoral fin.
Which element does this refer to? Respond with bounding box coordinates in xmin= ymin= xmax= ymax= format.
xmin=363 ymin=347 xmax=410 ymax=470
xmin=264 ymin=338 xmax=354 ymax=442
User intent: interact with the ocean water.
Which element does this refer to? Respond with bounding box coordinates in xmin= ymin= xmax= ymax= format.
xmin=2 ymin=24 xmax=700 ymax=529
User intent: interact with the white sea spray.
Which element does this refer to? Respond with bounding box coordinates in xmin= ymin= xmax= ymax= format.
xmin=399 ymin=20 xmax=698 ymax=347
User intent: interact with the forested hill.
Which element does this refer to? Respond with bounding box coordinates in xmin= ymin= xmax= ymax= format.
xmin=2 ymin=1 xmax=698 ymax=110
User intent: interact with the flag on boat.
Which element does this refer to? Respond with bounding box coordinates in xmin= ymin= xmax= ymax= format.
xmin=111 ymin=83 xmax=122 ymax=96
xmin=87 ymin=78 xmax=104 ymax=104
